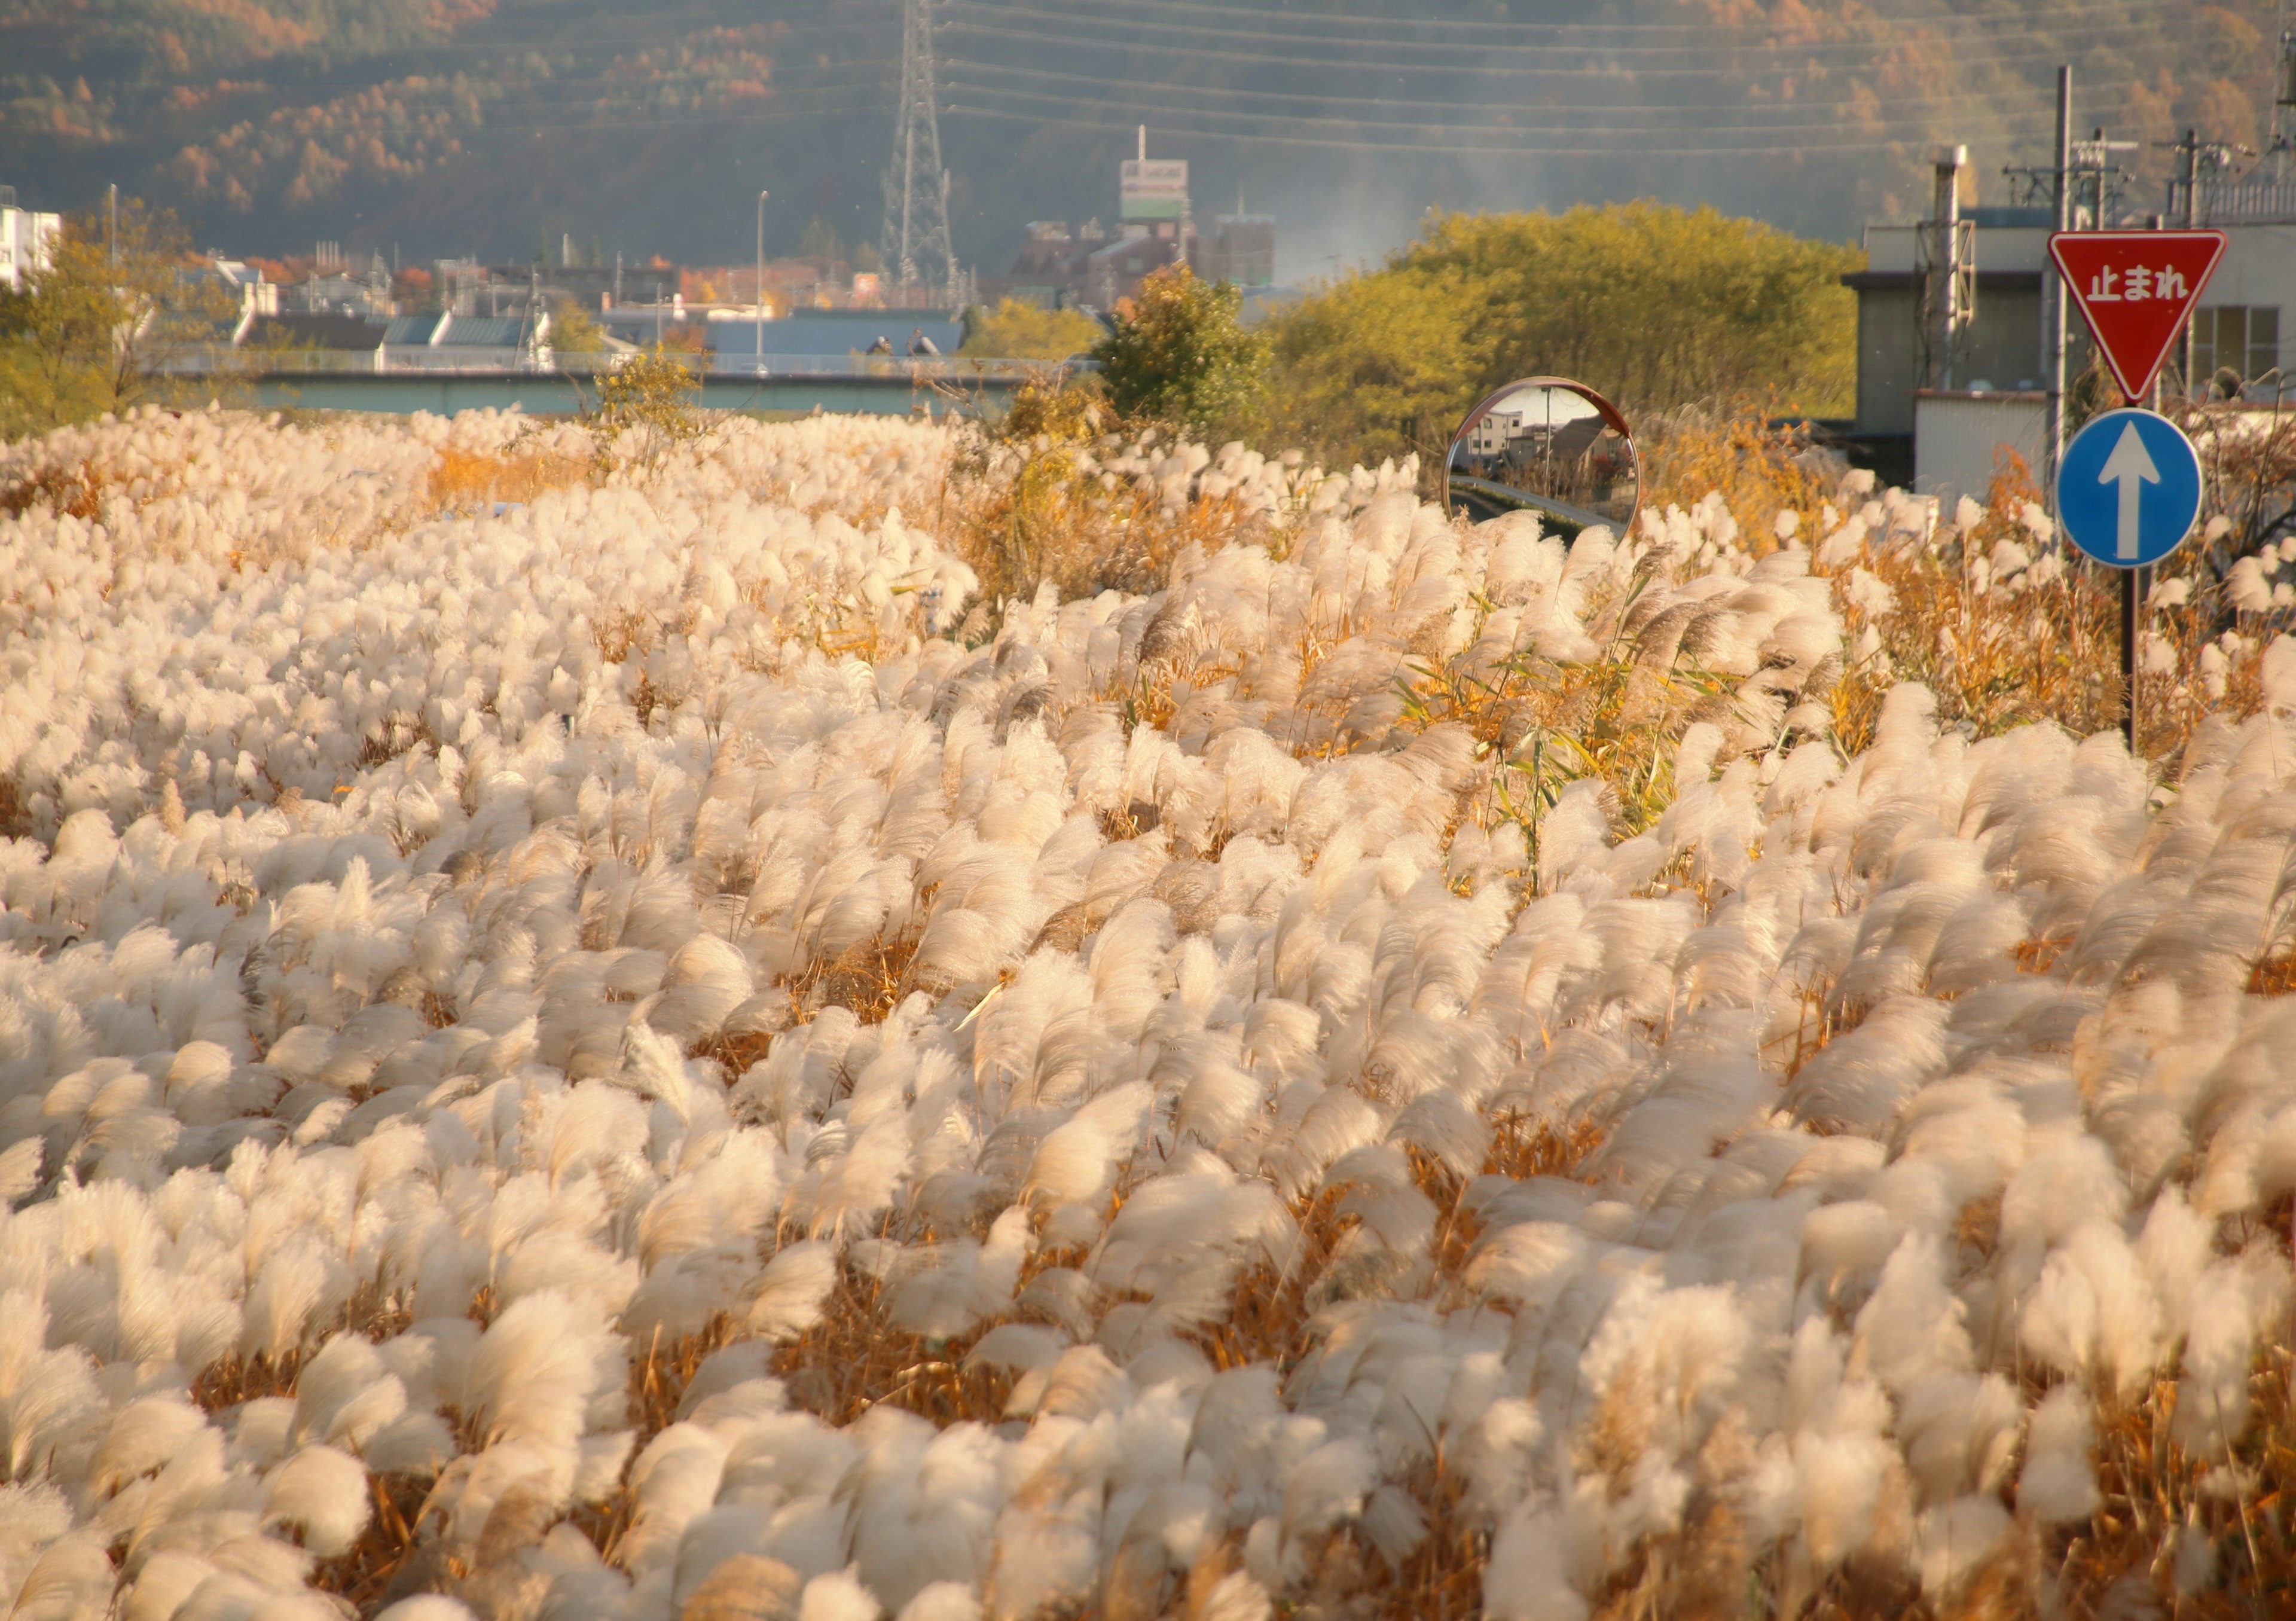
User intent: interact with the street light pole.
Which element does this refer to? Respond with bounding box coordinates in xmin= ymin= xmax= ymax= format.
xmin=756 ymin=189 xmax=770 ymax=377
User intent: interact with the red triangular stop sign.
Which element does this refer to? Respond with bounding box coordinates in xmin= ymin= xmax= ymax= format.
xmin=2048 ymin=230 xmax=2227 ymax=401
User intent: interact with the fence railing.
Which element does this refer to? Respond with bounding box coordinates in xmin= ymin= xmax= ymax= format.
xmin=2191 ymin=178 xmax=2296 ymax=227
xmin=157 ymin=347 xmax=1090 ymax=382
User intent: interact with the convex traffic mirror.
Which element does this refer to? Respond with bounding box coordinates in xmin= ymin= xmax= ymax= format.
xmin=1443 ymin=377 xmax=1640 ymax=541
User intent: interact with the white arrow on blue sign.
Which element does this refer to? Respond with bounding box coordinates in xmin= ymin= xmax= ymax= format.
xmin=2055 ymin=408 xmax=2203 ymax=569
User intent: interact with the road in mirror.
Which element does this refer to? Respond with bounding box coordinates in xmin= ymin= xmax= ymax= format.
xmin=1443 ymin=377 xmax=1639 ymax=539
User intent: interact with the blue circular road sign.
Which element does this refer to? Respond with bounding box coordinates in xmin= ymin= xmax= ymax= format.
xmin=2056 ymin=408 xmax=2203 ymax=569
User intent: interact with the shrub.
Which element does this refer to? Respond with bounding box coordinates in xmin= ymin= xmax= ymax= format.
xmin=1090 ymin=263 xmax=1268 ymax=435
xmin=959 ymin=298 xmax=1103 ymax=361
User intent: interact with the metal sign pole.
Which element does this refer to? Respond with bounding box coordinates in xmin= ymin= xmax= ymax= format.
xmin=2047 ymin=226 xmax=2224 ymax=761
xmin=2121 ymin=563 xmax=2144 ymax=750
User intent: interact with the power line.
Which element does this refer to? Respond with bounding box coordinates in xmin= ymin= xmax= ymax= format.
xmin=953 ymin=0 xmax=2182 ymax=41
xmin=936 ymin=13 xmax=2175 ymax=81
xmin=940 ymin=0 xmax=2182 ymax=62
xmin=942 ymin=56 xmax=2078 ymax=122
xmin=942 ymin=99 xmax=1974 ymax=156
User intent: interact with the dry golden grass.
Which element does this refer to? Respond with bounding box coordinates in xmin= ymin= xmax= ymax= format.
xmin=1641 ymin=402 xmax=1842 ymax=546
xmin=949 ymin=381 xmax=1290 ymax=637
xmin=770 ymin=1264 xmax=1016 ymax=1429
xmin=0 ymin=454 xmax=111 ymax=519
xmin=312 ymin=1471 xmax=435 ymax=1611
xmin=427 ymin=443 xmax=589 ymax=512
xmin=2036 ymin=1350 xmax=2296 ymax=1619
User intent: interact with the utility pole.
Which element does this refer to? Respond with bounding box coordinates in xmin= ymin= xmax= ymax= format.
xmin=767 ymin=189 xmax=785 ymax=376
xmin=107 ymin=183 xmax=117 ymax=274
xmin=2274 ymin=25 xmax=2296 ymax=182
xmin=1918 ymin=145 xmax=1973 ymax=392
xmin=2044 ymin=68 xmax=2072 ymax=504
xmin=2176 ymin=130 xmax=2200 ymax=401
xmin=880 ymin=0 xmax=957 ymax=306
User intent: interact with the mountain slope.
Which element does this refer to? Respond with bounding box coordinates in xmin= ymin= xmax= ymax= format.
xmin=0 ymin=0 xmax=2285 ymax=274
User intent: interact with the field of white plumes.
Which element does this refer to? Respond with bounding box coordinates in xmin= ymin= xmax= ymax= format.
xmin=4 ymin=401 xmax=2296 ymax=1621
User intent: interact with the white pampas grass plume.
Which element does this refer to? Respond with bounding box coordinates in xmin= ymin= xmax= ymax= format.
xmin=2017 ymin=1385 xmax=2099 ymax=1523
xmin=679 ymin=1554 xmax=804 ymax=1621
xmin=1483 ymin=1506 xmax=1588 ymax=1621
xmin=291 ymin=1333 xmax=408 ymax=1451
xmin=2170 ymin=1250 xmax=2289 ymax=1458
xmin=375 ymin=1599 xmax=481 ymax=1621
xmin=1851 ymin=1234 xmax=1972 ymax=1396
xmin=745 ymin=1242 xmax=838 ymax=1340
xmin=1279 ymin=1436 xmax=1375 ymax=1546
xmin=91 ymin=1395 xmax=207 ymax=1494
xmin=654 ymin=932 xmax=755 ymax=1043
xmin=262 ymin=1442 xmax=373 ymax=1556
xmin=1024 ymin=1082 xmax=1151 ymax=1207
xmin=0 ymin=1141 xmax=40 ymax=1206
xmin=1913 ymin=1494 xmax=2011 ymax=1599
xmin=896 ymin=1583 xmax=982 ymax=1621
xmin=811 ymin=1116 xmax=912 ymax=1240
xmin=8 ymin=1533 xmax=117 ymax=1621
xmin=801 ymin=1568 xmax=883 ymax=1621
xmin=240 ymin=1240 xmax=335 ymax=1361
xmin=0 ymin=1483 xmax=72 ymax=1608
xmin=1191 ymin=1569 xmax=1272 ymax=1621
xmin=463 ymin=1289 xmax=619 ymax=1454
xmin=2019 ymin=1220 xmax=2161 ymax=1400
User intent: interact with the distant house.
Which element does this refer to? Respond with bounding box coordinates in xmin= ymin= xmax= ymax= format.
xmin=206 ymin=258 xmax=279 ymax=342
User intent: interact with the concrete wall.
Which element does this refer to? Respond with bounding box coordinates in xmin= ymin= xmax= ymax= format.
xmin=1914 ymin=391 xmax=2047 ymax=505
xmin=217 ymin=370 xmax=1021 ymax=416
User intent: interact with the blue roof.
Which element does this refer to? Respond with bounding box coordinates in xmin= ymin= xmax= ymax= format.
xmin=704 ymin=311 xmax=963 ymax=359
xmin=384 ymin=314 xmax=447 ymax=345
xmin=440 ymin=316 xmax=527 ymax=347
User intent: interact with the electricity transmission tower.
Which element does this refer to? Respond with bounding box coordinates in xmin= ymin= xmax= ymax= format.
xmin=881 ymin=0 xmax=960 ymax=305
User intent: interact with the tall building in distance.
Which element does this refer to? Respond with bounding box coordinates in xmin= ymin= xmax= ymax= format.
xmin=1119 ymin=128 xmax=1190 ymax=245
xmin=987 ymin=130 xmax=1279 ymax=309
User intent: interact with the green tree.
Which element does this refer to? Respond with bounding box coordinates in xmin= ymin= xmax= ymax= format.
xmin=1266 ymin=202 xmax=1861 ymax=469
xmin=1090 ymin=264 xmax=1268 ymax=434
xmin=0 ymin=199 xmax=236 ymax=441
xmin=960 ymin=297 xmax=1103 ymax=361
xmin=1261 ymin=264 xmax=1476 ymax=469
xmin=549 ymin=297 xmax=606 ymax=355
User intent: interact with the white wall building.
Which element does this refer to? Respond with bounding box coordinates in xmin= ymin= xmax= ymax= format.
xmin=1847 ymin=167 xmax=2296 ymax=503
xmin=1 ymin=187 xmax=62 ymax=291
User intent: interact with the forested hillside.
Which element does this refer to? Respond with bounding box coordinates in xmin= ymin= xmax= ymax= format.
xmin=0 ymin=0 xmax=2283 ymax=271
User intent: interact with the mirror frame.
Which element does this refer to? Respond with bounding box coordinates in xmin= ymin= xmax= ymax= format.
xmin=1440 ymin=376 xmax=1641 ymax=542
